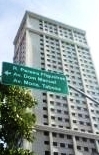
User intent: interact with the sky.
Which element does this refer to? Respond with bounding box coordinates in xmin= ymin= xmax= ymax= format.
xmin=0 ymin=0 xmax=99 ymax=79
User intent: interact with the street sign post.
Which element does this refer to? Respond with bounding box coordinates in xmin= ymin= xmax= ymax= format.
xmin=1 ymin=62 xmax=69 ymax=94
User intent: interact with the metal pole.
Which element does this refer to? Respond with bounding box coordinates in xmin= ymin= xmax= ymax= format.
xmin=69 ymin=84 xmax=99 ymax=105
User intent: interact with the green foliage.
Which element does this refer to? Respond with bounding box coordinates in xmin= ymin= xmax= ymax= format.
xmin=0 ymin=148 xmax=34 ymax=155
xmin=0 ymin=83 xmax=37 ymax=155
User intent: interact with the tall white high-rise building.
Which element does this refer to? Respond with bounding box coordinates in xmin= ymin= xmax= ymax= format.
xmin=13 ymin=11 xmax=99 ymax=155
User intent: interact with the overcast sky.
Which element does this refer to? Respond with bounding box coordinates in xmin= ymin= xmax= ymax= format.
xmin=0 ymin=0 xmax=99 ymax=79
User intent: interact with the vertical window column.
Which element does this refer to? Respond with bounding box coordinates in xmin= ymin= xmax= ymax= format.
xmin=75 ymin=45 xmax=99 ymax=151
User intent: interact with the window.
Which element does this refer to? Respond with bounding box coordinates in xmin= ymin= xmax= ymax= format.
xmin=84 ymin=108 xmax=87 ymax=111
xmin=56 ymin=95 xmax=60 ymax=99
xmin=47 ymin=59 xmax=50 ymax=62
xmin=82 ymin=138 xmax=87 ymax=142
xmin=54 ymin=152 xmax=58 ymax=155
xmin=66 ymin=126 xmax=70 ymax=129
xmin=52 ymin=124 xmax=56 ymax=127
xmin=52 ymin=132 xmax=57 ymax=137
xmin=41 ymin=62 xmax=45 ymax=65
xmin=58 ymin=117 xmax=62 ymax=121
xmin=53 ymin=65 xmax=57 ymax=68
xmin=43 ymin=122 xmax=48 ymax=125
xmin=59 ymin=125 xmax=63 ymax=128
xmin=56 ymin=102 xmax=61 ymax=106
xmin=44 ymin=131 xmax=49 ymax=136
xmin=57 ymin=110 xmax=61 ymax=113
xmin=43 ymin=99 xmax=47 ymax=103
xmin=77 ymin=107 xmax=81 ymax=110
xmin=45 ymin=151 xmax=50 ymax=155
xmin=85 ymin=115 xmax=89 ymax=118
xmin=88 ymin=130 xmax=92 ymax=133
xmin=72 ymin=113 xmax=75 ymax=116
xmin=75 ymin=136 xmax=79 ymax=140
xmin=91 ymin=110 xmax=94 ymax=112
xmin=43 ymin=115 xmax=48 ymax=118
xmin=92 ymin=148 xmax=96 ymax=152
xmin=59 ymin=134 xmax=64 ymax=138
xmin=50 ymin=101 xmax=54 ymax=105
xmin=68 ymin=144 xmax=73 ymax=149
xmin=81 ymin=129 xmax=85 ymax=132
xmin=63 ymin=104 xmax=67 ymax=107
xmin=79 ymin=121 xmax=84 ymax=125
xmin=40 ymin=48 xmax=44 ymax=51
xmin=61 ymin=153 xmax=66 ymax=155
xmin=62 ymin=96 xmax=66 ymax=100
xmin=43 ymin=107 xmax=47 ymax=110
xmin=60 ymin=143 xmax=65 ymax=147
xmin=51 ymin=108 xmax=55 ymax=112
xmin=90 ymin=139 xmax=94 ymax=143
xmin=50 ymin=94 xmax=54 ymax=97
xmin=73 ymin=120 xmax=77 ymax=123
xmin=67 ymin=135 xmax=72 ymax=139
xmin=77 ymin=146 xmax=81 ymax=150
xmin=94 ymin=124 xmax=98 ymax=127
xmin=70 ymin=98 xmax=73 ymax=102
xmin=53 ymin=142 xmax=57 ymax=146
xmin=44 ymin=141 xmax=49 ymax=145
xmin=42 ymin=93 xmax=46 ymax=96
xmin=84 ymin=147 xmax=88 ymax=151
xmin=71 ymin=105 xmax=74 ymax=109
xmin=64 ymin=111 xmax=68 ymax=114
xmin=78 ymin=113 xmax=82 ymax=117
xmin=51 ymin=116 xmax=55 ymax=120
xmin=86 ymin=122 xmax=90 ymax=126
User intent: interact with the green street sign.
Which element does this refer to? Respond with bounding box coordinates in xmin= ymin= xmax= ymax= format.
xmin=1 ymin=62 xmax=69 ymax=94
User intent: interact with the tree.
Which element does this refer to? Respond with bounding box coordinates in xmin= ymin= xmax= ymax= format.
xmin=0 ymin=83 xmax=37 ymax=155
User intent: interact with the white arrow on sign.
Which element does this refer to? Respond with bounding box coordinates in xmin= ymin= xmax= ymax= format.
xmin=4 ymin=70 xmax=11 ymax=76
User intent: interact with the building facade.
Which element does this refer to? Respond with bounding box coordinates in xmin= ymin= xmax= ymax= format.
xmin=13 ymin=11 xmax=99 ymax=155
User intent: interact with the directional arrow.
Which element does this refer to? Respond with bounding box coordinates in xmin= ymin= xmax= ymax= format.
xmin=4 ymin=70 xmax=11 ymax=76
